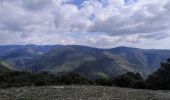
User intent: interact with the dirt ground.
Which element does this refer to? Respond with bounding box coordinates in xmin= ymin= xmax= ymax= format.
xmin=0 ymin=85 xmax=170 ymax=100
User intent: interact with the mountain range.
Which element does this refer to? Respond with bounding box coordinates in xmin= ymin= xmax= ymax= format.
xmin=0 ymin=45 xmax=170 ymax=80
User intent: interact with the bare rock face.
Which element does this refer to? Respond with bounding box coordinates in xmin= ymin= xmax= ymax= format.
xmin=0 ymin=85 xmax=170 ymax=100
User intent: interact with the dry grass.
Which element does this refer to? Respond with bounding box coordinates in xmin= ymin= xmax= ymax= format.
xmin=0 ymin=85 xmax=170 ymax=100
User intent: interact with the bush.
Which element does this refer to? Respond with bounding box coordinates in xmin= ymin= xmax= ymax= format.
xmin=95 ymin=78 xmax=111 ymax=86
xmin=58 ymin=73 xmax=93 ymax=85
xmin=0 ymin=71 xmax=59 ymax=88
xmin=114 ymin=72 xmax=144 ymax=88
xmin=146 ymin=59 xmax=170 ymax=90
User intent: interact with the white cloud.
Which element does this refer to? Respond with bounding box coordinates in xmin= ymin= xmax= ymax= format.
xmin=0 ymin=0 xmax=169 ymax=49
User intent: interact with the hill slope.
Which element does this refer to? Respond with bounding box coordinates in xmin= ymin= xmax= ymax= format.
xmin=0 ymin=45 xmax=61 ymax=69
xmin=0 ymin=60 xmax=14 ymax=72
xmin=16 ymin=45 xmax=170 ymax=79
xmin=1 ymin=45 xmax=170 ymax=79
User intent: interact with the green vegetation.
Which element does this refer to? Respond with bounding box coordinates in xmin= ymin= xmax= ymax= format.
xmin=2 ymin=45 xmax=170 ymax=81
xmin=0 ymin=60 xmax=14 ymax=72
xmin=0 ymin=68 xmax=144 ymax=89
xmin=0 ymin=71 xmax=58 ymax=88
xmin=114 ymin=72 xmax=145 ymax=89
xmin=2 ymin=58 xmax=170 ymax=90
xmin=58 ymin=73 xmax=93 ymax=85
xmin=0 ymin=71 xmax=95 ymax=88
xmin=94 ymin=72 xmax=145 ymax=88
xmin=93 ymin=58 xmax=170 ymax=90
xmin=146 ymin=59 xmax=170 ymax=90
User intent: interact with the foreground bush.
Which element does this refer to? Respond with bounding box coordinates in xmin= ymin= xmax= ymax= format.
xmin=146 ymin=59 xmax=170 ymax=90
xmin=113 ymin=72 xmax=145 ymax=88
xmin=0 ymin=71 xmax=93 ymax=88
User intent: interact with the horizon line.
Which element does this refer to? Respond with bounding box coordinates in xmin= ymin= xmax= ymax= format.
xmin=0 ymin=44 xmax=170 ymax=50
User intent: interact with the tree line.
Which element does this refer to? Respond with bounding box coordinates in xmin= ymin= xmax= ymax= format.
xmin=1 ymin=59 xmax=170 ymax=90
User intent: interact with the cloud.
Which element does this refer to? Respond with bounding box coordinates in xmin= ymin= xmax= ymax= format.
xmin=90 ymin=0 xmax=170 ymax=36
xmin=0 ymin=0 xmax=169 ymax=49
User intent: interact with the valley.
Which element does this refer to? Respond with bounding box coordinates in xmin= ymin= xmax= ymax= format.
xmin=1 ymin=45 xmax=170 ymax=79
xmin=1 ymin=45 xmax=170 ymax=100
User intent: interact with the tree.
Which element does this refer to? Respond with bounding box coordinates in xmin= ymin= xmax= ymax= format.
xmin=114 ymin=72 xmax=144 ymax=88
xmin=58 ymin=73 xmax=93 ymax=85
xmin=146 ymin=58 xmax=170 ymax=90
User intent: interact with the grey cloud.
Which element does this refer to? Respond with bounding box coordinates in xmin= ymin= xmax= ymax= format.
xmin=140 ymin=32 xmax=170 ymax=40
xmin=0 ymin=0 xmax=169 ymax=49
xmin=21 ymin=0 xmax=52 ymax=10
xmin=1 ymin=0 xmax=54 ymax=10
xmin=0 ymin=0 xmax=54 ymax=36
xmin=89 ymin=0 xmax=170 ymax=39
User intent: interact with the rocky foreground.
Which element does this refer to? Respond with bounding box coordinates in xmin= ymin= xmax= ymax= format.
xmin=0 ymin=85 xmax=170 ymax=100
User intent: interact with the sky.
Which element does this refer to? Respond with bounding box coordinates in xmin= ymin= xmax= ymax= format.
xmin=0 ymin=0 xmax=170 ymax=49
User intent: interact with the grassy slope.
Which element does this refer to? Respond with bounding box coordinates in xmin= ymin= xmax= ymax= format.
xmin=2 ymin=45 xmax=170 ymax=80
xmin=0 ymin=60 xmax=14 ymax=72
xmin=0 ymin=85 xmax=170 ymax=100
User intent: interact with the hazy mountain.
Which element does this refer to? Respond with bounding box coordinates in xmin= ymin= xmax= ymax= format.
xmin=0 ymin=45 xmax=61 ymax=69
xmin=0 ymin=45 xmax=63 ymax=57
xmin=110 ymin=46 xmax=170 ymax=70
xmin=1 ymin=45 xmax=170 ymax=79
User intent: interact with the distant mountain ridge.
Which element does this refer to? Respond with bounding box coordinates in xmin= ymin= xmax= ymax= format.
xmin=0 ymin=45 xmax=170 ymax=79
xmin=0 ymin=45 xmax=61 ymax=69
